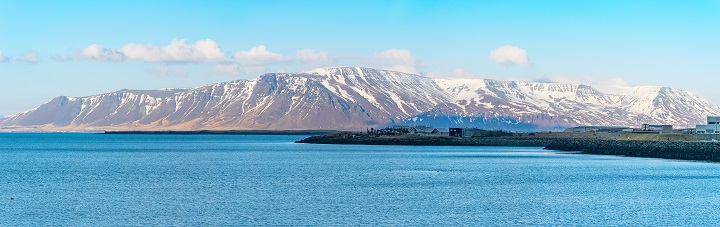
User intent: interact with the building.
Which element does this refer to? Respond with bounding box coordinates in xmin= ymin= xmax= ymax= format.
xmin=448 ymin=128 xmax=473 ymax=137
xmin=660 ymin=125 xmax=673 ymax=134
xmin=410 ymin=126 xmax=441 ymax=135
xmin=695 ymin=116 xmax=720 ymax=134
xmin=449 ymin=128 xmax=462 ymax=137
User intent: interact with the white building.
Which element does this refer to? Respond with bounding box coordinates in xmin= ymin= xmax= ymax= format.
xmin=695 ymin=116 xmax=720 ymax=134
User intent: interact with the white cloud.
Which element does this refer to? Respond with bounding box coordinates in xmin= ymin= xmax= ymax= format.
xmin=367 ymin=49 xmax=423 ymax=74
xmin=0 ymin=50 xmax=7 ymax=63
xmin=387 ymin=65 xmax=419 ymax=75
xmin=295 ymin=48 xmax=333 ymax=66
xmin=120 ymin=39 xmax=227 ymax=63
xmin=74 ymin=40 xmax=430 ymax=75
xmin=80 ymin=44 xmax=126 ymax=62
xmin=18 ymin=51 xmax=40 ymax=64
xmin=231 ymin=45 xmax=288 ymax=66
xmin=371 ymin=49 xmax=419 ymax=65
xmin=425 ymin=68 xmax=482 ymax=78
xmin=488 ymin=45 xmax=530 ymax=67
xmin=147 ymin=66 xmax=188 ymax=77
xmin=77 ymin=40 xmax=333 ymax=68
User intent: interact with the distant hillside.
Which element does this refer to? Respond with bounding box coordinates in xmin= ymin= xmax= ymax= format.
xmin=2 ymin=67 xmax=719 ymax=131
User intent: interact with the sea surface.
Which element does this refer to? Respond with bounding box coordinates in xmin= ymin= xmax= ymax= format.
xmin=2 ymin=133 xmax=720 ymax=226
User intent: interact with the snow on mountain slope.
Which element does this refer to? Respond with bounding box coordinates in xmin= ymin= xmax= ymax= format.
xmin=406 ymin=79 xmax=720 ymax=130
xmin=0 ymin=67 xmax=450 ymax=130
xmin=1 ymin=67 xmax=717 ymax=131
xmin=305 ymin=67 xmax=450 ymax=117
xmin=4 ymin=89 xmax=188 ymax=127
xmin=616 ymin=86 xmax=720 ymax=126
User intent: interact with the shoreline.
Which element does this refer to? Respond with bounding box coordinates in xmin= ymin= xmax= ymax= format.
xmin=103 ymin=130 xmax=337 ymax=135
xmin=545 ymin=139 xmax=720 ymax=162
xmin=297 ymin=133 xmax=720 ymax=162
xmin=296 ymin=134 xmax=556 ymax=147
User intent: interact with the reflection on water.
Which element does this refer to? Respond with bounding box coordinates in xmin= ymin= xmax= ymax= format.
xmin=1 ymin=133 xmax=719 ymax=225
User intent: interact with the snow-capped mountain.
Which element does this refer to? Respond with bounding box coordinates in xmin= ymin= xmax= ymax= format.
xmin=406 ymin=79 xmax=720 ymax=131
xmin=1 ymin=67 xmax=718 ymax=131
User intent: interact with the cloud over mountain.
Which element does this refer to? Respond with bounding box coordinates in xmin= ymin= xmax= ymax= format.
xmin=368 ymin=49 xmax=423 ymax=74
xmin=75 ymin=39 xmax=423 ymax=75
xmin=489 ymin=45 xmax=530 ymax=66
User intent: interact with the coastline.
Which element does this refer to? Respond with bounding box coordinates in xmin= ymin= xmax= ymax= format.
xmin=297 ymin=133 xmax=720 ymax=162
xmin=296 ymin=134 xmax=555 ymax=147
xmin=104 ymin=130 xmax=337 ymax=135
xmin=545 ymin=139 xmax=720 ymax=162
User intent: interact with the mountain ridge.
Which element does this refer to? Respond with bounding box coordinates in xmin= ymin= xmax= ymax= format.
xmin=1 ymin=67 xmax=718 ymax=131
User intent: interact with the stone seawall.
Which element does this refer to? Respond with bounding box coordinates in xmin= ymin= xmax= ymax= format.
xmin=298 ymin=133 xmax=720 ymax=162
xmin=545 ymin=139 xmax=720 ymax=162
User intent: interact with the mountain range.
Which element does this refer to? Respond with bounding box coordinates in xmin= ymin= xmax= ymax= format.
xmin=1 ymin=67 xmax=718 ymax=131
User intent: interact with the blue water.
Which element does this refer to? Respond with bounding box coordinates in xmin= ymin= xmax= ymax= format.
xmin=2 ymin=133 xmax=720 ymax=225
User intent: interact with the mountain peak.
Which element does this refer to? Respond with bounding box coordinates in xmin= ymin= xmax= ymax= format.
xmin=1 ymin=67 xmax=718 ymax=131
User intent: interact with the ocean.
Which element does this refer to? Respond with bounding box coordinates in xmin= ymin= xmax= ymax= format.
xmin=1 ymin=133 xmax=719 ymax=225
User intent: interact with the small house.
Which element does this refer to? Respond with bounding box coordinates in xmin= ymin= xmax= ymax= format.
xmin=410 ymin=126 xmax=441 ymax=135
xmin=449 ymin=128 xmax=463 ymax=137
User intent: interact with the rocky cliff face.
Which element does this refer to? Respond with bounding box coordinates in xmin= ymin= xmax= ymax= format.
xmin=2 ymin=67 xmax=718 ymax=131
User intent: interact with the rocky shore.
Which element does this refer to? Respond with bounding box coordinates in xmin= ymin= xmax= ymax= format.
xmin=298 ymin=133 xmax=720 ymax=162
xmin=545 ymin=139 xmax=720 ymax=162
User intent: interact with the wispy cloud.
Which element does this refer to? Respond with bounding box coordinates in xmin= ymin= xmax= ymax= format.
xmin=488 ymin=45 xmax=530 ymax=67
xmin=120 ymin=39 xmax=227 ymax=63
xmin=425 ymin=68 xmax=482 ymax=78
xmin=0 ymin=50 xmax=7 ymax=63
xmin=79 ymin=44 xmax=127 ymax=62
xmin=18 ymin=51 xmax=40 ymax=64
xmin=75 ymin=39 xmax=424 ymax=75
xmin=147 ymin=66 xmax=189 ymax=78
xmin=295 ymin=48 xmax=333 ymax=66
xmin=366 ymin=49 xmax=423 ymax=74
xmin=231 ymin=45 xmax=288 ymax=66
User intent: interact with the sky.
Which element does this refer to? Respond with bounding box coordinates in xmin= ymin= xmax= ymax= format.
xmin=0 ymin=0 xmax=719 ymax=116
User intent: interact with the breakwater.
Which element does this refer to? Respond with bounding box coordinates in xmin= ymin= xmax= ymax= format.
xmin=298 ymin=133 xmax=720 ymax=162
xmin=545 ymin=139 xmax=720 ymax=162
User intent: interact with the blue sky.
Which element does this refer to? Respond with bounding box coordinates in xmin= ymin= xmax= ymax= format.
xmin=0 ymin=0 xmax=719 ymax=116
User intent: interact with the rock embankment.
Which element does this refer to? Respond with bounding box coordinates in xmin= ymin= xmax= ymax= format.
xmin=297 ymin=133 xmax=554 ymax=147
xmin=299 ymin=133 xmax=720 ymax=162
xmin=545 ymin=139 xmax=720 ymax=162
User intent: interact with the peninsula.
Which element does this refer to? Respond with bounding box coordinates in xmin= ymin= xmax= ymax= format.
xmin=297 ymin=132 xmax=720 ymax=162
